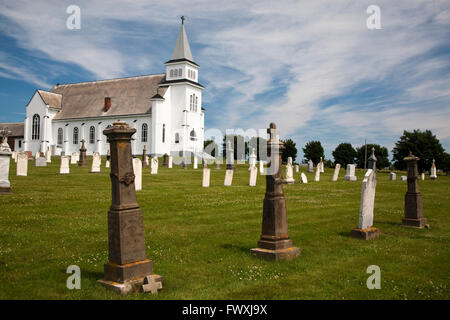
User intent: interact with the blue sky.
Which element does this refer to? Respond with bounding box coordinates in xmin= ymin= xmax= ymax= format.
xmin=0 ymin=0 xmax=449 ymax=160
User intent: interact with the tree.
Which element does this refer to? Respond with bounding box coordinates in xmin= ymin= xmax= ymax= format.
xmin=281 ymin=138 xmax=297 ymax=164
xmin=392 ymin=129 xmax=446 ymax=172
xmin=356 ymin=144 xmax=390 ymax=170
xmin=332 ymin=143 xmax=357 ymax=167
xmin=441 ymin=152 xmax=450 ymax=174
xmin=204 ymin=139 xmax=218 ymax=157
xmin=248 ymin=136 xmax=268 ymax=162
xmin=302 ymin=141 xmax=324 ymax=165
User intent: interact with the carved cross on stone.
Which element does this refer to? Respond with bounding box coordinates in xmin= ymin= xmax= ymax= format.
xmin=142 ymin=275 xmax=162 ymax=294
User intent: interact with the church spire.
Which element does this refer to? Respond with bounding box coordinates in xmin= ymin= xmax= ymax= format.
xmin=170 ymin=16 xmax=194 ymax=62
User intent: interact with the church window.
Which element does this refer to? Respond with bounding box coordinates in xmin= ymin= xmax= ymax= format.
xmin=32 ymin=114 xmax=40 ymax=140
xmin=174 ymin=69 xmax=178 ymax=77
xmin=195 ymin=96 xmax=198 ymax=112
xmin=57 ymin=128 xmax=63 ymax=145
xmin=142 ymin=123 xmax=148 ymax=142
xmin=178 ymin=68 xmax=182 ymax=77
xmin=193 ymin=71 xmax=196 ymax=80
xmin=89 ymin=126 xmax=95 ymax=144
xmin=162 ymin=124 xmax=165 ymax=143
xmin=190 ymin=94 xmax=193 ymax=111
xmin=170 ymin=69 xmax=174 ymax=77
xmin=175 ymin=133 xmax=180 ymax=143
xmin=188 ymin=70 xmax=191 ymax=78
xmin=190 ymin=129 xmax=197 ymax=141
xmin=73 ymin=127 xmax=79 ymax=145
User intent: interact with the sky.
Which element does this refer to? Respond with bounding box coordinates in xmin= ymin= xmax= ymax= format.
xmin=0 ymin=0 xmax=449 ymax=161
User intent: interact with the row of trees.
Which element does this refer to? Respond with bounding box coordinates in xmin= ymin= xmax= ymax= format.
xmin=204 ymin=129 xmax=450 ymax=173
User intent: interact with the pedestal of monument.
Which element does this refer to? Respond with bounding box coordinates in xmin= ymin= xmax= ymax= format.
xmin=98 ymin=121 xmax=162 ymax=295
xmin=78 ymin=140 xmax=88 ymax=167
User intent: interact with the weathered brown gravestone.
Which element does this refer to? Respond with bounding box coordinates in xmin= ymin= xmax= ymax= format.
xmin=142 ymin=145 xmax=148 ymax=168
xmin=402 ymin=152 xmax=427 ymax=228
xmin=251 ymin=123 xmax=301 ymax=260
xmin=98 ymin=121 xmax=162 ymax=294
xmin=162 ymin=153 xmax=169 ymax=167
xmin=78 ymin=139 xmax=88 ymax=167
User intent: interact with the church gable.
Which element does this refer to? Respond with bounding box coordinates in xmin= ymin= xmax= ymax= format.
xmin=50 ymin=74 xmax=167 ymax=120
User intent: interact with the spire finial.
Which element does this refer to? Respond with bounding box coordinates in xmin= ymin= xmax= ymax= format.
xmin=181 ymin=16 xmax=185 ymax=25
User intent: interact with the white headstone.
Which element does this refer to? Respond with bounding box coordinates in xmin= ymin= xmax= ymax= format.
xmin=90 ymin=152 xmax=101 ymax=173
xmin=70 ymin=152 xmax=78 ymax=164
xmin=421 ymin=172 xmax=425 ymax=181
xmin=389 ymin=172 xmax=396 ymax=181
xmin=132 ymin=158 xmax=142 ymax=191
xmin=35 ymin=157 xmax=47 ymax=167
xmin=259 ymin=161 xmax=264 ymax=174
xmin=106 ymin=160 xmax=110 ymax=168
xmin=224 ymin=169 xmax=233 ymax=186
xmin=314 ymin=164 xmax=320 ymax=182
xmin=332 ymin=164 xmax=341 ymax=181
xmin=319 ymin=157 xmax=324 ymax=173
xmin=168 ymin=156 xmax=173 ymax=169
xmin=0 ymin=147 xmax=12 ymax=191
xmin=193 ymin=156 xmax=198 ymax=169
xmin=35 ymin=151 xmax=40 ymax=159
xmin=249 ymin=166 xmax=257 ymax=186
xmin=59 ymin=156 xmax=70 ymax=174
xmin=16 ymin=152 xmax=28 ymax=176
xmin=344 ymin=164 xmax=357 ymax=181
xmin=202 ymin=167 xmax=210 ymax=187
xmin=358 ymin=169 xmax=377 ymax=229
xmin=307 ymin=160 xmax=314 ymax=173
xmin=46 ymin=148 xmax=51 ymax=163
xmin=300 ymin=172 xmax=308 ymax=183
xmin=249 ymin=148 xmax=257 ymax=170
xmin=285 ymin=157 xmax=295 ymax=184
xmin=400 ymin=176 xmax=407 ymax=181
xmin=151 ymin=157 xmax=158 ymax=174
xmin=11 ymin=151 xmax=17 ymax=163
xmin=430 ymin=159 xmax=437 ymax=180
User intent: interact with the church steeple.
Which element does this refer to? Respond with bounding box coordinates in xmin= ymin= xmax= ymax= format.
xmin=170 ymin=16 xmax=194 ymax=62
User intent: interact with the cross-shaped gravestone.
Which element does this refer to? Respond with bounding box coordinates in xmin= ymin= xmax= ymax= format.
xmin=142 ymin=275 xmax=162 ymax=294
xmin=267 ymin=122 xmax=279 ymax=142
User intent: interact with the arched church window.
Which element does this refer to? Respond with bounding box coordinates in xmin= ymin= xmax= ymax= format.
xmin=190 ymin=129 xmax=196 ymax=141
xmin=174 ymin=69 xmax=178 ymax=77
xmin=73 ymin=127 xmax=79 ymax=145
xmin=170 ymin=70 xmax=174 ymax=77
xmin=89 ymin=126 xmax=95 ymax=144
xmin=32 ymin=114 xmax=40 ymax=140
xmin=178 ymin=68 xmax=182 ymax=77
xmin=162 ymin=124 xmax=165 ymax=143
xmin=57 ymin=128 xmax=63 ymax=145
xmin=195 ymin=96 xmax=198 ymax=112
xmin=175 ymin=133 xmax=180 ymax=143
xmin=142 ymin=123 xmax=148 ymax=142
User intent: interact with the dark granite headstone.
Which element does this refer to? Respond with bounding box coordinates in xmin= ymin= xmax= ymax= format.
xmin=98 ymin=121 xmax=162 ymax=294
xmin=162 ymin=153 xmax=169 ymax=167
xmin=251 ymin=123 xmax=301 ymax=260
xmin=78 ymin=139 xmax=88 ymax=167
xmin=142 ymin=145 xmax=148 ymax=168
xmin=402 ymin=152 xmax=427 ymax=228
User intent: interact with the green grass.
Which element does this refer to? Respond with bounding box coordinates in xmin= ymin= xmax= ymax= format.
xmin=0 ymin=157 xmax=449 ymax=300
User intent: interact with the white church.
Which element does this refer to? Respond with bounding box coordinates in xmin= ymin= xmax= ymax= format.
xmin=22 ymin=19 xmax=205 ymax=157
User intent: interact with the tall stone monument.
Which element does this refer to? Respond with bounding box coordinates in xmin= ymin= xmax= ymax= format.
xmin=284 ymin=157 xmax=295 ymax=184
xmin=162 ymin=153 xmax=169 ymax=167
xmin=351 ymin=148 xmax=380 ymax=240
xmin=78 ymin=140 xmax=88 ymax=167
xmin=0 ymin=128 xmax=12 ymax=193
xmin=332 ymin=163 xmax=341 ymax=181
xmin=402 ymin=152 xmax=427 ymax=228
xmin=319 ymin=157 xmax=324 ymax=173
xmin=251 ymin=123 xmax=301 ymax=261
xmin=314 ymin=164 xmax=320 ymax=182
xmin=430 ymin=159 xmax=437 ymax=180
xmin=142 ymin=146 xmax=148 ymax=168
xmin=99 ymin=121 xmax=162 ymax=294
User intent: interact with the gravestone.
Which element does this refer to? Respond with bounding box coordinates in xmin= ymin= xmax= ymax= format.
xmin=249 ymin=166 xmax=257 ymax=187
xmin=163 ymin=153 xmax=169 ymax=167
xmin=402 ymin=152 xmax=427 ymax=228
xmin=224 ymin=169 xmax=233 ymax=186
xmin=168 ymin=156 xmax=173 ymax=169
xmin=78 ymin=140 xmax=88 ymax=167
xmin=351 ymin=148 xmax=380 ymax=240
xmin=106 ymin=150 xmax=110 ymax=168
xmin=132 ymin=158 xmax=142 ymax=191
xmin=225 ymin=140 xmax=235 ymax=170
xmin=11 ymin=151 xmax=17 ymax=163
xmin=90 ymin=152 xmax=101 ymax=173
xmin=151 ymin=157 xmax=158 ymax=174
xmin=35 ymin=151 xmax=40 ymax=159
xmin=35 ymin=157 xmax=47 ymax=167
xmin=400 ymin=176 xmax=407 ymax=181
xmin=249 ymin=148 xmax=257 ymax=170
xmin=344 ymin=164 xmax=357 ymax=181
xmin=307 ymin=160 xmax=314 ymax=173
xmin=390 ymin=172 xmax=396 ymax=181
xmin=300 ymin=172 xmax=308 ymax=183
xmin=319 ymin=157 xmax=324 ymax=173
xmin=98 ymin=121 xmax=162 ymax=295
xmin=71 ymin=152 xmax=79 ymax=164
xmin=259 ymin=161 xmax=264 ymax=174
xmin=202 ymin=165 xmax=210 ymax=187
xmin=284 ymin=157 xmax=295 ymax=184
xmin=193 ymin=156 xmax=198 ymax=169
xmin=59 ymin=156 xmax=70 ymax=174
xmin=16 ymin=152 xmax=28 ymax=176
xmin=295 ymin=165 xmax=299 ymax=173
xmin=421 ymin=173 xmax=425 ymax=180
xmin=142 ymin=146 xmax=148 ymax=168
xmin=251 ymin=123 xmax=301 ymax=261
xmin=46 ymin=147 xmax=51 ymax=163
xmin=430 ymin=159 xmax=437 ymax=180
xmin=314 ymin=164 xmax=320 ymax=182
xmin=0 ymin=136 xmax=12 ymax=193
xmin=332 ymin=164 xmax=341 ymax=181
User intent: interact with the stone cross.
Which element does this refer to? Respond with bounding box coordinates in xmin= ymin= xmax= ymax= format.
xmin=78 ymin=139 xmax=88 ymax=167
xmin=99 ymin=121 xmax=162 ymax=294
xmin=402 ymin=152 xmax=427 ymax=228
xmin=251 ymin=123 xmax=301 ymax=261
xmin=142 ymin=275 xmax=162 ymax=294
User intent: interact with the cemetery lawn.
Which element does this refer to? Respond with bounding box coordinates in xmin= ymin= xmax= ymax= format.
xmin=1 ymin=158 xmax=449 ymax=300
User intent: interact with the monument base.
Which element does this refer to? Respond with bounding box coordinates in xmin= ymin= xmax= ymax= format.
xmin=350 ymin=227 xmax=380 ymax=240
xmin=402 ymin=218 xmax=427 ymax=228
xmin=0 ymin=186 xmax=11 ymax=193
xmin=344 ymin=176 xmax=357 ymax=181
xmin=250 ymin=246 xmax=301 ymax=261
xmin=98 ymin=274 xmax=163 ymax=295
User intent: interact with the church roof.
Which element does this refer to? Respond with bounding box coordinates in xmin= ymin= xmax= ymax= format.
xmin=37 ymin=90 xmax=62 ymax=109
xmin=49 ymin=74 xmax=167 ymax=120
xmin=166 ymin=19 xmax=197 ymax=66
xmin=0 ymin=122 xmax=24 ymax=137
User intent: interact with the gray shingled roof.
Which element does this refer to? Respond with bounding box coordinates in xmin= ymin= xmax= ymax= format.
xmin=0 ymin=122 xmax=24 ymax=137
xmin=49 ymin=74 xmax=167 ymax=120
xmin=37 ymin=90 xmax=62 ymax=109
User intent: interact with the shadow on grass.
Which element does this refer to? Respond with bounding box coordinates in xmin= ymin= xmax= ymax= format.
xmin=220 ymin=243 xmax=250 ymax=254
